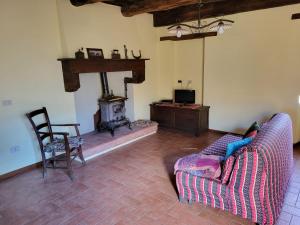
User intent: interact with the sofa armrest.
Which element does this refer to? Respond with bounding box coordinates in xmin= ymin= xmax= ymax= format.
xmin=176 ymin=171 xmax=228 ymax=210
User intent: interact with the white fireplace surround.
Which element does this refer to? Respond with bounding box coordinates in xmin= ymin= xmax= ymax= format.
xmin=74 ymin=71 xmax=134 ymax=134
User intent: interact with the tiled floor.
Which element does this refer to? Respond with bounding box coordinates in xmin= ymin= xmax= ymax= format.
xmin=278 ymin=143 xmax=300 ymax=225
xmin=0 ymin=129 xmax=300 ymax=225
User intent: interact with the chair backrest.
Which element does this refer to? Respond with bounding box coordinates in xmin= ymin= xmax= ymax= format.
xmin=26 ymin=107 xmax=53 ymax=151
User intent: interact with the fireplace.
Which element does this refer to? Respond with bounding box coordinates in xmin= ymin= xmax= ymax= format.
xmin=60 ymin=58 xmax=149 ymax=135
xmin=96 ymin=72 xmax=131 ymax=136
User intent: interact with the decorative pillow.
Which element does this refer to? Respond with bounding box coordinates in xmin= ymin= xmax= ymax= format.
xmin=221 ymin=156 xmax=235 ymax=184
xmin=225 ymin=137 xmax=253 ymax=160
xmin=174 ymin=153 xmax=224 ymax=179
xmin=245 ymin=130 xmax=257 ymax=139
xmin=270 ymin=113 xmax=278 ymax=121
xmin=243 ymin=121 xmax=260 ymax=138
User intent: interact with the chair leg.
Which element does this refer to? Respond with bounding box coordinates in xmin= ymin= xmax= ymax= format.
xmin=41 ymin=155 xmax=47 ymax=178
xmin=51 ymin=151 xmax=56 ymax=168
xmin=66 ymin=148 xmax=74 ymax=181
xmin=78 ymin=146 xmax=86 ymax=165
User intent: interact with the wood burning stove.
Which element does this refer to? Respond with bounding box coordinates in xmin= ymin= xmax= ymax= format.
xmin=97 ymin=72 xmax=131 ymax=136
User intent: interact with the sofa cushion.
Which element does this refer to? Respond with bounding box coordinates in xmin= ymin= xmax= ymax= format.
xmin=225 ymin=137 xmax=253 ymax=160
xmin=243 ymin=121 xmax=260 ymax=138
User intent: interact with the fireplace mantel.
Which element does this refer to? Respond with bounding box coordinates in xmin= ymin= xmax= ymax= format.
xmin=57 ymin=58 xmax=150 ymax=92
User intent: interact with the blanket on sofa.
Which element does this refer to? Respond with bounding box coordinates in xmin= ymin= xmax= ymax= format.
xmin=174 ymin=153 xmax=224 ymax=179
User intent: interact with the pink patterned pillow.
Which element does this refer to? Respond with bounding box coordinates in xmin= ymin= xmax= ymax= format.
xmin=221 ymin=156 xmax=235 ymax=184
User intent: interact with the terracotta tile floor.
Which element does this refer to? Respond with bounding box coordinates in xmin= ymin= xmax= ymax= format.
xmin=1 ymin=129 xmax=300 ymax=225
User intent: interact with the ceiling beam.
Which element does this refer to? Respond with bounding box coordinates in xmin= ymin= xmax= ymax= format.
xmin=153 ymin=0 xmax=300 ymax=27
xmin=121 ymin=0 xmax=225 ymax=17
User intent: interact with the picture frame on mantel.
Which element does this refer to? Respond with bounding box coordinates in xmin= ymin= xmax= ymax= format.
xmin=86 ymin=48 xmax=104 ymax=59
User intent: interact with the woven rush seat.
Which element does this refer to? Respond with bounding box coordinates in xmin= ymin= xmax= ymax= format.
xmin=44 ymin=137 xmax=83 ymax=153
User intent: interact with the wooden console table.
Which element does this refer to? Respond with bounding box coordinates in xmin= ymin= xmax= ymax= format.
xmin=150 ymin=103 xmax=210 ymax=136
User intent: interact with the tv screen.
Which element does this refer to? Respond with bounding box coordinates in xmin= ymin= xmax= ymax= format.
xmin=175 ymin=89 xmax=195 ymax=104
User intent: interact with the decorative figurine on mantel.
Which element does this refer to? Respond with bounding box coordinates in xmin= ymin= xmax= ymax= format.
xmin=124 ymin=45 xmax=128 ymax=59
xmin=75 ymin=48 xmax=85 ymax=59
xmin=131 ymin=50 xmax=142 ymax=59
xmin=111 ymin=49 xmax=121 ymax=59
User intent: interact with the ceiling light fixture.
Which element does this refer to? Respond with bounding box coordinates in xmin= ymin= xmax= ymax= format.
xmin=168 ymin=25 xmax=190 ymax=38
xmin=209 ymin=20 xmax=233 ymax=34
xmin=166 ymin=0 xmax=234 ymax=38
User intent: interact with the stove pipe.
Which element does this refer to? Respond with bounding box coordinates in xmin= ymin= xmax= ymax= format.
xmin=100 ymin=72 xmax=109 ymax=98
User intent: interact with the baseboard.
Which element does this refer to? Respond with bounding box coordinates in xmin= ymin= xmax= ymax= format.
xmin=0 ymin=162 xmax=42 ymax=182
xmin=209 ymin=129 xmax=242 ymax=136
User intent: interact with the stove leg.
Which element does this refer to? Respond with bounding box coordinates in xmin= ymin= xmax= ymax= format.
xmin=127 ymin=119 xmax=132 ymax=130
xmin=110 ymin=129 xmax=115 ymax=137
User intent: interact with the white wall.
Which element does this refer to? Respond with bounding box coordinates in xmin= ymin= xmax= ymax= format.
xmin=74 ymin=74 xmax=101 ymax=134
xmin=0 ymin=0 xmax=76 ymax=175
xmin=157 ymin=28 xmax=205 ymax=104
xmin=204 ymin=5 xmax=300 ymax=140
xmin=174 ymin=40 xmax=204 ymax=104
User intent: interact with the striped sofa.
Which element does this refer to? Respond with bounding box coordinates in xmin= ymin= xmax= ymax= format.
xmin=175 ymin=113 xmax=293 ymax=225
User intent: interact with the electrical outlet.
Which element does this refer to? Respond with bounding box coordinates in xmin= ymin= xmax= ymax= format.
xmin=10 ymin=145 xmax=21 ymax=154
xmin=2 ymin=99 xmax=12 ymax=106
xmin=178 ymin=80 xmax=182 ymax=83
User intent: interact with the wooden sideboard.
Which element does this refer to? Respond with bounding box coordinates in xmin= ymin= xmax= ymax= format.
xmin=150 ymin=103 xmax=210 ymax=136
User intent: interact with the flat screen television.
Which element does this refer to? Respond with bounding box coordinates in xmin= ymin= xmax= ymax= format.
xmin=174 ymin=89 xmax=195 ymax=104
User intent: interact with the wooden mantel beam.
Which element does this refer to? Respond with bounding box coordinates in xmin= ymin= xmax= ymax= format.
xmin=121 ymin=0 xmax=225 ymax=17
xmin=57 ymin=58 xmax=149 ymax=92
xmin=153 ymin=0 xmax=300 ymax=27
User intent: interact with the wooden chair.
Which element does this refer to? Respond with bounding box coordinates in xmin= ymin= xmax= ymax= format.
xmin=26 ymin=107 xmax=86 ymax=180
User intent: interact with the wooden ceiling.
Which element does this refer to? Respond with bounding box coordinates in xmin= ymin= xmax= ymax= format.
xmin=70 ymin=0 xmax=300 ymax=27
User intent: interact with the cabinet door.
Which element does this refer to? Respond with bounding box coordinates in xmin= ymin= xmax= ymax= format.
xmin=151 ymin=106 xmax=173 ymax=127
xmin=174 ymin=110 xmax=198 ymax=132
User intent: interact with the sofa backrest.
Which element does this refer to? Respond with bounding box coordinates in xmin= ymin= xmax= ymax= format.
xmin=250 ymin=113 xmax=293 ymax=157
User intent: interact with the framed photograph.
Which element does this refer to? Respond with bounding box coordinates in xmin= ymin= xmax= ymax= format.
xmin=86 ymin=48 xmax=104 ymax=59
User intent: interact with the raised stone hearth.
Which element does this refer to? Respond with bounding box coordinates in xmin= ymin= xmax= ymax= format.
xmin=80 ymin=120 xmax=158 ymax=161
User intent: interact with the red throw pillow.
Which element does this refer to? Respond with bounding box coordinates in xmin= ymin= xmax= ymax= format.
xmin=245 ymin=130 xmax=257 ymax=138
xmin=221 ymin=156 xmax=235 ymax=184
xmin=243 ymin=121 xmax=260 ymax=138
